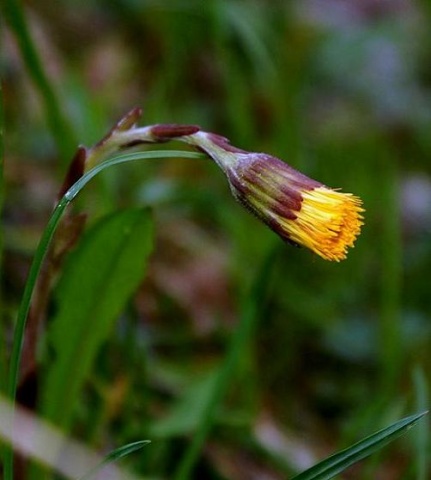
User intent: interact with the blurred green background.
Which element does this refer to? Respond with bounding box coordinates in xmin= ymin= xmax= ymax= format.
xmin=2 ymin=0 xmax=431 ymax=479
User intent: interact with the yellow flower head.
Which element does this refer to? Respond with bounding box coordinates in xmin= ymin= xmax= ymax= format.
xmin=189 ymin=132 xmax=364 ymax=261
xmin=283 ymin=187 xmax=364 ymax=261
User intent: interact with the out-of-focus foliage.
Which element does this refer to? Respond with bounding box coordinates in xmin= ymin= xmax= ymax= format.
xmin=1 ymin=0 xmax=431 ymax=479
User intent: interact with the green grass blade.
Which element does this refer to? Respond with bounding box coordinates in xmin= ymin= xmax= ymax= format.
xmin=0 ymin=44 xmax=6 ymax=476
xmin=291 ymin=412 xmax=428 ymax=480
xmin=413 ymin=367 xmax=429 ymax=480
xmin=63 ymin=151 xmax=204 ymax=202
xmin=225 ymin=1 xmax=276 ymax=82
xmin=4 ymin=149 xmax=205 ymax=480
xmin=78 ymin=440 xmax=150 ymax=480
xmin=173 ymin=245 xmax=279 ymax=480
xmin=6 ymin=199 xmax=68 ymax=409
xmin=0 ymin=57 xmax=6 ymax=393
xmin=379 ymin=152 xmax=402 ymax=394
xmin=7 ymin=150 xmax=202 ymax=408
xmin=3 ymin=0 xmax=77 ymax=162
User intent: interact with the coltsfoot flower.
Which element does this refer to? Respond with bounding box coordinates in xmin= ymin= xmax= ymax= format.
xmin=184 ymin=131 xmax=364 ymax=261
xmin=73 ymin=111 xmax=364 ymax=262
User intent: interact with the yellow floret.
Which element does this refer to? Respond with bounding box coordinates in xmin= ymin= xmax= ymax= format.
xmin=284 ymin=187 xmax=364 ymax=261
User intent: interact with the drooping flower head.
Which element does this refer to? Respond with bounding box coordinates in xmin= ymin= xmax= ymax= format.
xmin=74 ymin=110 xmax=364 ymax=262
xmin=185 ymin=131 xmax=364 ymax=261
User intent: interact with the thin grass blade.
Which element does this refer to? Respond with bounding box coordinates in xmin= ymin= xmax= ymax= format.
xmin=4 ymin=0 xmax=77 ymax=161
xmin=0 ymin=63 xmax=5 ymax=394
xmin=292 ymin=411 xmax=428 ymax=480
xmin=173 ymin=245 xmax=279 ymax=480
xmin=413 ymin=367 xmax=429 ymax=480
xmin=78 ymin=440 xmax=150 ymax=480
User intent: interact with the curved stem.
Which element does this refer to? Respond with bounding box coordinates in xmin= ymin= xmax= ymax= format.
xmin=7 ymin=199 xmax=68 ymax=402
xmin=4 ymin=198 xmax=68 ymax=479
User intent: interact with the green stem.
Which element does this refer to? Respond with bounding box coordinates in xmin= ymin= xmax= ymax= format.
xmin=379 ymin=152 xmax=402 ymax=394
xmin=3 ymin=0 xmax=77 ymax=162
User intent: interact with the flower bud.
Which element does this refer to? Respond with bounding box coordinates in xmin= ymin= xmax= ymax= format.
xmin=186 ymin=132 xmax=364 ymax=261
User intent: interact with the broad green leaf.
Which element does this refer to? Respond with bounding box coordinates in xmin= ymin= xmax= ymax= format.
xmin=292 ymin=411 xmax=427 ymax=480
xmin=78 ymin=440 xmax=150 ymax=480
xmin=42 ymin=208 xmax=153 ymax=430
